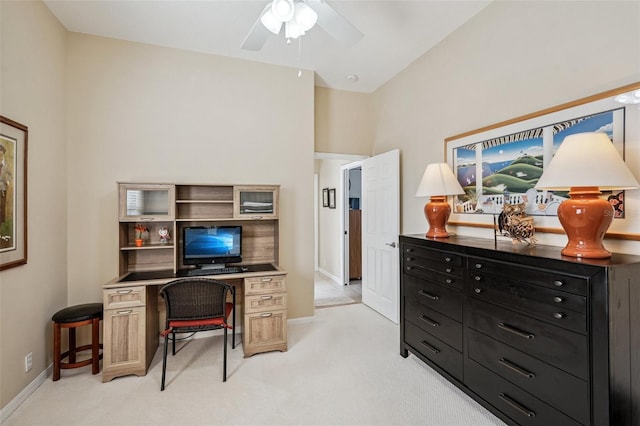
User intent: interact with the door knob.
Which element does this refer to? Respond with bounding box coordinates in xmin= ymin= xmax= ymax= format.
xmin=385 ymin=242 xmax=397 ymax=248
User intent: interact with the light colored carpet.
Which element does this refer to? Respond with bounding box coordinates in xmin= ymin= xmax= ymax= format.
xmin=4 ymin=304 xmax=505 ymax=426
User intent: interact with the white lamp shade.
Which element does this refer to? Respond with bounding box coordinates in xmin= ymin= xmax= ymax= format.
xmin=535 ymin=132 xmax=639 ymax=190
xmin=294 ymin=2 xmax=318 ymax=31
xmin=416 ymin=163 xmax=465 ymax=197
xmin=271 ymin=0 xmax=295 ymax=22
xmin=285 ymin=19 xmax=304 ymax=39
xmin=261 ymin=9 xmax=283 ymax=34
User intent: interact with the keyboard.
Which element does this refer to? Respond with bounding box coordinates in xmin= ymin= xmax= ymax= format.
xmin=187 ymin=266 xmax=242 ymax=276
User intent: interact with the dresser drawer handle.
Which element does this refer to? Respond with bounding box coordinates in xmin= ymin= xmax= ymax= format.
xmin=116 ymin=310 xmax=133 ymax=315
xmin=261 ymin=278 xmax=273 ymax=282
xmin=474 ymin=275 xmax=482 ymax=282
xmin=445 ymin=267 xmax=453 ymax=273
xmin=406 ymin=248 xmax=414 ymax=253
xmin=498 ymin=322 xmax=535 ymax=339
xmin=419 ymin=340 xmax=440 ymax=354
xmin=444 ymin=257 xmax=452 ymax=263
xmin=474 ymin=288 xmax=483 ymax=294
xmin=553 ymin=312 xmax=565 ymax=319
xmin=498 ymin=393 xmax=536 ymax=418
xmin=406 ymin=266 xmax=414 ymax=271
xmin=419 ymin=315 xmax=439 ymax=327
xmin=116 ymin=289 xmax=133 ymax=294
xmin=418 ymin=290 xmax=439 ymax=300
xmin=260 ymin=313 xmax=273 ymax=318
xmin=261 ymin=295 xmax=273 ymax=300
xmin=445 ymin=279 xmax=453 ymax=284
xmin=406 ymin=257 xmax=415 ymax=262
xmin=553 ymin=296 xmax=564 ymax=303
xmin=553 ymin=280 xmax=565 ymax=287
xmin=474 ymin=263 xmax=483 ymax=269
xmin=498 ymin=358 xmax=536 ymax=379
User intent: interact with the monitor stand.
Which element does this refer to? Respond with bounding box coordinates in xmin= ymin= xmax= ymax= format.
xmin=199 ymin=264 xmax=225 ymax=270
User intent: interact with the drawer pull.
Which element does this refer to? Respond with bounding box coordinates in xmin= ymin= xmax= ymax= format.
xmin=474 ymin=263 xmax=483 ymax=269
xmin=498 ymin=358 xmax=536 ymax=379
xmin=116 ymin=310 xmax=133 ymax=315
xmin=474 ymin=288 xmax=483 ymax=294
xmin=553 ymin=312 xmax=565 ymax=319
xmin=474 ymin=275 xmax=482 ymax=282
xmin=260 ymin=313 xmax=273 ymax=318
xmin=419 ymin=340 xmax=440 ymax=354
xmin=116 ymin=289 xmax=133 ymax=294
xmin=553 ymin=280 xmax=565 ymax=287
xmin=406 ymin=266 xmax=414 ymax=271
xmin=406 ymin=248 xmax=414 ymax=253
xmin=445 ymin=279 xmax=453 ymax=284
xmin=553 ymin=296 xmax=564 ymax=303
xmin=406 ymin=257 xmax=415 ymax=261
xmin=260 ymin=278 xmax=273 ymax=282
xmin=261 ymin=295 xmax=273 ymax=300
xmin=445 ymin=267 xmax=453 ymax=273
xmin=444 ymin=257 xmax=452 ymax=263
xmin=498 ymin=322 xmax=535 ymax=339
xmin=418 ymin=290 xmax=439 ymax=300
xmin=498 ymin=393 xmax=536 ymax=418
xmin=419 ymin=315 xmax=439 ymax=327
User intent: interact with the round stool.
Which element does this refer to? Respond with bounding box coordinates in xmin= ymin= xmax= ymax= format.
xmin=52 ymin=303 xmax=103 ymax=381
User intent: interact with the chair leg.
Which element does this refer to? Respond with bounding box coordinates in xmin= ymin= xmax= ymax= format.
xmin=91 ymin=317 xmax=100 ymax=375
xmin=161 ymin=333 xmax=169 ymax=391
xmin=223 ymin=327 xmax=227 ymax=382
xmin=69 ymin=327 xmax=77 ymax=364
xmin=172 ymin=331 xmax=176 ymax=356
xmin=53 ymin=322 xmax=61 ymax=381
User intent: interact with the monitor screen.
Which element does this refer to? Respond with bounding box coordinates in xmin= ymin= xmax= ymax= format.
xmin=183 ymin=226 xmax=242 ymax=266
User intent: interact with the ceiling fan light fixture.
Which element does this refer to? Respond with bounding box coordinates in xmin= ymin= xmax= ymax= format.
xmin=271 ymin=0 xmax=295 ymax=22
xmin=260 ymin=9 xmax=283 ymax=34
xmin=294 ymin=2 xmax=318 ymax=32
xmin=285 ymin=19 xmax=304 ymax=39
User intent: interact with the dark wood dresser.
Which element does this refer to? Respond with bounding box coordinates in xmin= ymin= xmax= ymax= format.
xmin=399 ymin=234 xmax=640 ymax=426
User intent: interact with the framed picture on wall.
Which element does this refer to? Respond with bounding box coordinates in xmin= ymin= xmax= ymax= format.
xmin=328 ymin=188 xmax=336 ymax=209
xmin=322 ymin=188 xmax=329 ymax=207
xmin=0 ymin=115 xmax=28 ymax=271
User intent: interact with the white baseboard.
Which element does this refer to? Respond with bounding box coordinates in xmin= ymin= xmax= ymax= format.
xmin=1 ymin=364 xmax=52 ymax=424
xmin=317 ymin=268 xmax=341 ymax=284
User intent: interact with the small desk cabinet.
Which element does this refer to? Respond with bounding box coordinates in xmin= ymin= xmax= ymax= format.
xmin=102 ymin=182 xmax=287 ymax=382
xmin=399 ymin=235 xmax=640 ymax=426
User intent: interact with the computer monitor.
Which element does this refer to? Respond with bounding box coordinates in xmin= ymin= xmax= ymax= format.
xmin=183 ymin=226 xmax=242 ymax=269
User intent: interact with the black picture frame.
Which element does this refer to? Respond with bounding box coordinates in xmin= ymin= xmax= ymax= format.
xmin=322 ymin=188 xmax=329 ymax=207
xmin=328 ymin=188 xmax=336 ymax=209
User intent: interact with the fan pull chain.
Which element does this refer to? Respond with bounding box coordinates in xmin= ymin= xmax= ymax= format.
xmin=297 ymin=37 xmax=302 ymax=77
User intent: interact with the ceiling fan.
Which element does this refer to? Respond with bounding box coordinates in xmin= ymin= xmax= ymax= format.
xmin=241 ymin=0 xmax=363 ymax=50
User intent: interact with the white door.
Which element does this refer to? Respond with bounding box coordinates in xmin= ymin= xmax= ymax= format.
xmin=361 ymin=149 xmax=400 ymax=323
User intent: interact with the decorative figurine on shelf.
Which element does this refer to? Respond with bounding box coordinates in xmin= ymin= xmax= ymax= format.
xmin=497 ymin=202 xmax=537 ymax=245
xmin=134 ymin=224 xmax=148 ymax=247
xmin=158 ymin=227 xmax=171 ymax=244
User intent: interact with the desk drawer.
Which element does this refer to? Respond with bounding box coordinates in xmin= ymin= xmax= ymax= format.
xmin=104 ymin=286 xmax=146 ymax=309
xmin=406 ymin=302 xmax=462 ymax=351
xmin=244 ymin=275 xmax=286 ymax=295
xmin=465 ymin=359 xmax=582 ymax=426
xmin=405 ymin=321 xmax=463 ymax=381
xmin=245 ymin=293 xmax=287 ymax=314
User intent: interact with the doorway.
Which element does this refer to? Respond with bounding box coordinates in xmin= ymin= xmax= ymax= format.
xmin=341 ymin=163 xmax=362 ymax=285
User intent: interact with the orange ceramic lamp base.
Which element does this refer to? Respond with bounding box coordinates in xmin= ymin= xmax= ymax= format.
xmin=557 ymin=187 xmax=613 ymax=259
xmin=424 ymin=196 xmax=452 ymax=238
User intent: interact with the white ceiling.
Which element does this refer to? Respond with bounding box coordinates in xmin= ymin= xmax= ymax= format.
xmin=43 ymin=0 xmax=491 ymax=93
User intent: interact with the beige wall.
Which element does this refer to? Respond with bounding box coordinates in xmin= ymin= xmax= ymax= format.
xmin=315 ymin=87 xmax=373 ymax=155
xmin=0 ymin=0 xmax=68 ymax=410
xmin=372 ymin=0 xmax=640 ymax=253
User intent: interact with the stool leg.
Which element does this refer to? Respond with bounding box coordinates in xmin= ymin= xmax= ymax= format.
xmin=53 ymin=322 xmax=61 ymax=381
xmin=69 ymin=327 xmax=76 ymax=364
xmin=91 ymin=317 xmax=100 ymax=375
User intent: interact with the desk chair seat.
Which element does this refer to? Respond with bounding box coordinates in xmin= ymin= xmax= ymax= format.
xmin=52 ymin=303 xmax=103 ymax=381
xmin=160 ymin=278 xmax=235 ymax=390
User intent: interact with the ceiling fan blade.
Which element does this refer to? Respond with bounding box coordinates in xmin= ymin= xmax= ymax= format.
xmin=306 ymin=0 xmax=363 ymax=46
xmin=241 ymin=5 xmax=272 ymax=50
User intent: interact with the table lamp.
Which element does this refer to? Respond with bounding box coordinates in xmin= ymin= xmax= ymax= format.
xmin=535 ymin=132 xmax=639 ymax=258
xmin=415 ymin=163 xmax=465 ymax=238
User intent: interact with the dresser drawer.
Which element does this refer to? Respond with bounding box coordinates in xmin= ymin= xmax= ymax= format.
xmin=468 ymin=273 xmax=586 ymax=334
xmin=405 ymin=321 xmax=463 ymax=382
xmin=469 ymin=298 xmax=588 ymax=380
xmin=406 ymin=302 xmax=462 ymax=351
xmin=404 ymin=274 xmax=462 ymax=321
xmin=467 ymin=329 xmax=589 ymax=424
xmin=403 ymin=267 xmax=463 ymax=290
xmin=403 ymin=244 xmax=463 ymax=268
xmin=104 ymin=286 xmax=146 ymax=309
xmin=245 ymin=293 xmax=287 ymax=314
xmin=244 ymin=275 xmax=286 ymax=295
xmin=465 ymin=359 xmax=582 ymax=426
xmin=468 ymin=257 xmax=588 ymax=296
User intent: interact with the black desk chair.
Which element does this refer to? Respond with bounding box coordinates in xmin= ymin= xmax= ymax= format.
xmin=159 ymin=278 xmax=235 ymax=390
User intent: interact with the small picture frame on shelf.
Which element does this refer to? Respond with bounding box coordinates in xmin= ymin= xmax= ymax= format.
xmin=328 ymin=188 xmax=336 ymax=209
xmin=322 ymin=188 xmax=329 ymax=207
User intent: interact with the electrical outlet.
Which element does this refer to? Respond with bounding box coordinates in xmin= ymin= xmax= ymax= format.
xmin=25 ymin=352 xmax=32 ymax=373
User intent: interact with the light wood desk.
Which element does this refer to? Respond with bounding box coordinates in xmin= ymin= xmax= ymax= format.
xmin=102 ymin=265 xmax=287 ymax=382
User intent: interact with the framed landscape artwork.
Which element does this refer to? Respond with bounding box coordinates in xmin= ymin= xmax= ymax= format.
xmin=445 ymin=82 xmax=640 ymax=239
xmin=0 ymin=116 xmax=28 ymax=270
